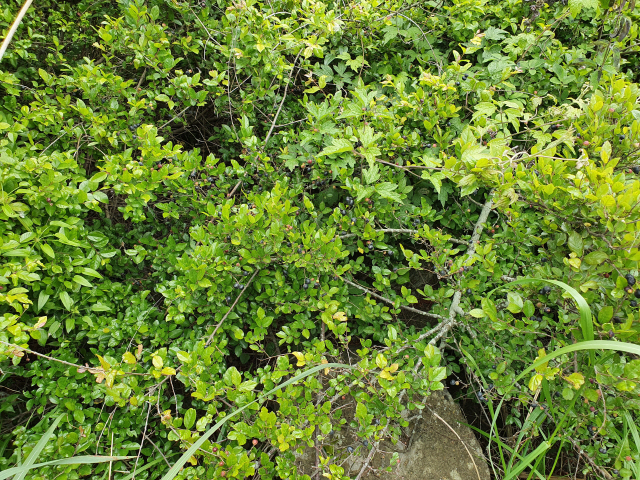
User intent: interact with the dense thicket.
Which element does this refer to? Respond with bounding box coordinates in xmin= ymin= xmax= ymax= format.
xmin=1 ymin=0 xmax=640 ymax=478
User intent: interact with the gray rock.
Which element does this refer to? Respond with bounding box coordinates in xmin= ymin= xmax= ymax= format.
xmin=295 ymin=390 xmax=490 ymax=480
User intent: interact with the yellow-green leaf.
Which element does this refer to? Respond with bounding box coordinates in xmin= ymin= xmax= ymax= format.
xmin=152 ymin=355 xmax=164 ymax=368
xmin=564 ymin=372 xmax=585 ymax=389
xmin=292 ymin=351 xmax=306 ymax=367
xmin=122 ymin=352 xmax=137 ymax=364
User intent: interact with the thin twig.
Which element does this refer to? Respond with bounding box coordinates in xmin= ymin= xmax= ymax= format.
xmin=341 ymin=277 xmax=445 ymax=321
xmin=339 ymin=228 xmax=468 ymax=245
xmin=136 ymin=67 xmax=147 ymax=90
xmin=430 ymin=193 xmax=494 ymax=340
xmin=0 ymin=340 xmax=148 ymax=376
xmin=132 ymin=402 xmax=152 ymax=478
xmin=41 ymin=131 xmax=68 ymax=155
xmin=143 ymin=433 xmax=172 ymax=468
xmin=264 ymin=51 xmax=301 ymax=147
xmin=227 ymin=179 xmax=242 ymax=198
xmin=109 ymin=431 xmax=114 ymax=480
xmin=205 ymin=270 xmax=259 ymax=346
xmin=159 ymin=106 xmax=190 ymax=130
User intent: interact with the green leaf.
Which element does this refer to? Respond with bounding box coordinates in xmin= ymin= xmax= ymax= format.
xmin=468 ymin=308 xmax=485 ymax=318
xmin=73 ymin=409 xmax=85 ymax=423
xmin=59 ymin=292 xmax=74 ymax=311
xmin=598 ymin=306 xmax=613 ymax=324
xmin=568 ymin=231 xmax=583 ymax=257
xmin=81 ymin=267 xmax=103 ymax=279
xmin=224 ymin=366 xmax=242 ymax=387
xmin=584 ymin=251 xmax=608 ymax=265
xmin=506 ymin=292 xmax=523 ymax=313
xmin=184 ymin=408 xmax=197 ymax=430
xmin=37 ymin=291 xmax=50 ymax=312
xmin=73 ymin=275 xmax=93 ymax=288
xmin=160 ymin=363 xmax=352 ymax=480
xmin=523 ymin=300 xmax=535 ymax=318
xmin=318 ymin=138 xmax=353 ymax=156
xmin=176 ymin=351 xmax=191 ymax=363
xmin=91 ymin=302 xmax=111 ymax=312
xmin=362 ymin=164 xmax=380 ymax=185
xmin=38 ymin=68 xmax=51 ymax=83
xmin=569 ymin=0 xmax=598 ymax=17
xmin=562 ymin=387 xmax=574 ymax=400
xmin=238 ymin=380 xmax=257 ymax=392
xmin=40 ymin=244 xmax=55 ymax=258
xmin=481 ymin=297 xmax=498 ymax=322
xmin=375 ymin=183 xmax=403 ymax=203
xmin=428 ymin=366 xmax=447 ymax=382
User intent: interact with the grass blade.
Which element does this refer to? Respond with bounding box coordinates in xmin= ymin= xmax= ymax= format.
xmin=160 ymin=362 xmax=352 ymax=480
xmin=623 ymin=412 xmax=640 ymax=477
xmin=488 ymin=278 xmax=594 ymax=342
xmin=462 ymin=422 xmax=547 ymax=480
xmin=0 ymin=0 xmax=34 ymax=63
xmin=13 ymin=413 xmax=65 ymax=480
xmin=0 ymin=455 xmax=132 ymax=480
xmin=502 ymin=441 xmax=550 ymax=480
xmin=478 ymin=340 xmax=640 ymax=478
xmin=119 ymin=455 xmax=176 ymax=480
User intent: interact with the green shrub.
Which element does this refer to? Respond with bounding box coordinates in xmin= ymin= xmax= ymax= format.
xmin=1 ymin=0 xmax=639 ymax=478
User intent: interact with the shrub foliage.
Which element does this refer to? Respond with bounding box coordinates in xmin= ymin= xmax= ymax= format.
xmin=1 ymin=0 xmax=640 ymax=478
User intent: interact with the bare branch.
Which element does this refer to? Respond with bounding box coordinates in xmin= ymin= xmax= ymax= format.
xmin=205 ymin=269 xmax=259 ymax=346
xmin=341 ymin=277 xmax=445 ymax=321
xmin=339 ymin=228 xmax=469 ymax=245
xmin=0 ymin=340 xmax=148 ymax=376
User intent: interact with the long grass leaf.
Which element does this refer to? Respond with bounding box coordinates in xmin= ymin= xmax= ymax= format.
xmin=462 ymin=423 xmax=547 ymax=480
xmin=488 ymin=278 xmax=594 ymax=343
xmin=502 ymin=441 xmax=550 ymax=480
xmin=479 ymin=340 xmax=640 ymax=479
xmin=160 ymin=362 xmax=352 ymax=480
xmin=119 ymin=455 xmax=176 ymax=480
xmin=13 ymin=413 xmax=65 ymax=480
xmin=0 ymin=455 xmax=132 ymax=480
xmin=623 ymin=412 xmax=640 ymax=477
xmin=0 ymin=0 xmax=34 ymax=62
